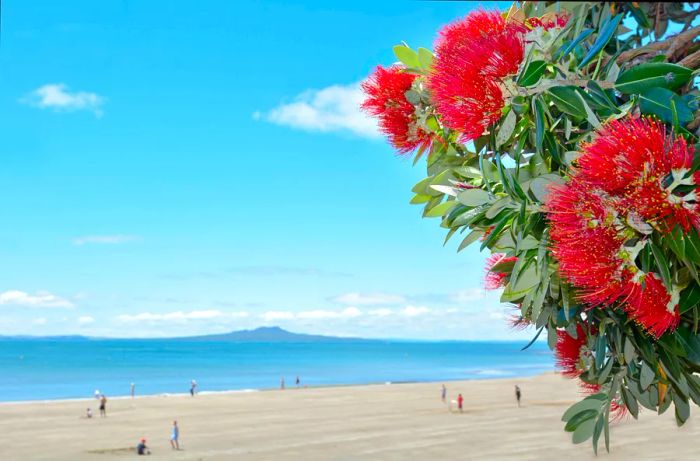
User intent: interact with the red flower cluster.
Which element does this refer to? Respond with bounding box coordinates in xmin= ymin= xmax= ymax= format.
xmin=547 ymin=117 xmax=695 ymax=337
xmin=484 ymin=253 xmax=518 ymax=290
xmin=361 ymin=65 xmax=432 ymax=154
xmin=428 ymin=10 xmax=526 ymax=142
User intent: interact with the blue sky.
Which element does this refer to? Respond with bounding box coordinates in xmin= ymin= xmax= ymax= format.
xmin=0 ymin=0 xmax=526 ymax=339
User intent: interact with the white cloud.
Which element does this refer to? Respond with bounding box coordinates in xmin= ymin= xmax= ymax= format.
xmin=257 ymin=82 xmax=379 ymax=138
xmin=368 ymin=308 xmax=394 ymax=317
xmin=402 ymin=305 xmax=431 ymax=317
xmin=22 ymin=83 xmax=105 ymax=116
xmin=77 ymin=316 xmax=95 ymax=325
xmin=331 ymin=292 xmax=406 ymax=306
xmin=0 ymin=290 xmax=74 ymax=308
xmin=73 ymin=235 xmax=140 ymax=245
xmin=116 ymin=310 xmax=248 ymax=323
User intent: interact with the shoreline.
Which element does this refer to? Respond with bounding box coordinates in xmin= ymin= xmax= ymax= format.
xmin=0 ymin=368 xmax=552 ymax=406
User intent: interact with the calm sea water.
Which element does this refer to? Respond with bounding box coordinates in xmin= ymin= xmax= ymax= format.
xmin=0 ymin=339 xmax=553 ymax=402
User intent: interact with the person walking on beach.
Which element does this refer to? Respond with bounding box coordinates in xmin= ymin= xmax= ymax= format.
xmin=170 ymin=420 xmax=180 ymax=450
xmin=190 ymin=380 xmax=197 ymax=396
xmin=441 ymin=384 xmax=447 ymax=403
xmin=515 ymin=385 xmax=522 ymax=407
xmin=280 ymin=376 xmax=285 ymax=390
xmin=99 ymin=394 xmax=107 ymax=417
xmin=457 ymin=393 xmax=463 ymax=413
xmin=296 ymin=376 xmax=300 ymax=388
xmin=131 ymin=382 xmax=136 ymax=398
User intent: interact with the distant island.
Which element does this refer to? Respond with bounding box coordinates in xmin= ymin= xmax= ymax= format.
xmin=0 ymin=326 xmax=368 ymax=342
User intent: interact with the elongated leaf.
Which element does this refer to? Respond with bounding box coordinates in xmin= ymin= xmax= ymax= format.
xmin=650 ymin=243 xmax=672 ymax=291
xmin=639 ymin=88 xmax=694 ymax=124
xmin=393 ymin=45 xmax=420 ymax=68
xmin=615 ymin=63 xmax=692 ymax=95
xmin=548 ymin=86 xmax=586 ymax=118
xmin=578 ymin=14 xmax=622 ymax=68
xmin=640 ymin=361 xmax=655 ymax=390
xmin=457 ymin=189 xmax=491 ymax=207
xmin=496 ymin=109 xmax=517 ymax=147
xmin=417 ymin=47 xmax=434 ymax=69
xmin=424 ymin=200 xmax=456 ymax=217
xmin=558 ymin=28 xmax=593 ymax=60
xmin=519 ymin=60 xmax=547 ymax=86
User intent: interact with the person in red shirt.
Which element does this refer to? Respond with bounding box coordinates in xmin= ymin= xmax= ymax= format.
xmin=457 ymin=393 xmax=463 ymax=413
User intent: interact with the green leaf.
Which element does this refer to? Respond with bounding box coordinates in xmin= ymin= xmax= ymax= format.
xmin=457 ymin=230 xmax=483 ymax=252
xmin=650 ymin=243 xmax=672 ymax=291
xmin=562 ymin=395 xmax=606 ymax=422
xmin=578 ymin=14 xmax=623 ymax=68
xmin=565 ymin=409 xmax=598 ymax=432
xmin=417 ymin=47 xmax=434 ymax=69
xmin=548 ymin=86 xmax=586 ymax=118
xmin=679 ymin=284 xmax=700 ymax=314
xmin=640 ymin=362 xmax=655 ymax=390
xmin=623 ymin=338 xmax=635 ymax=364
xmin=620 ymin=386 xmax=639 ymax=419
xmin=639 ymin=88 xmax=694 ymax=124
xmin=485 ymin=196 xmax=511 ymax=219
xmin=558 ymin=28 xmax=593 ymax=60
xmin=533 ymin=97 xmax=545 ymax=154
xmin=673 ymin=393 xmax=690 ymax=425
xmin=572 ymin=417 xmax=597 ymax=444
xmin=496 ymin=109 xmax=517 ymax=148
xmin=615 ymin=63 xmax=692 ymax=95
xmin=519 ymin=60 xmax=547 ymax=86
xmin=392 ymin=45 xmax=420 ymax=68
xmin=424 ymin=200 xmax=456 ymax=218
xmin=530 ymin=173 xmax=565 ymax=203
xmin=457 ymin=189 xmax=491 ymax=207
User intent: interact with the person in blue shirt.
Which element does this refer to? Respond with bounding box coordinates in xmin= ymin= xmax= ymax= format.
xmin=170 ymin=420 xmax=180 ymax=450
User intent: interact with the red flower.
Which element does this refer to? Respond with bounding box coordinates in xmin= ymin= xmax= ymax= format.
xmin=547 ymin=180 xmax=631 ymax=306
xmin=484 ymin=253 xmax=518 ymax=290
xmin=555 ymin=326 xmax=589 ymax=378
xmin=576 ymin=117 xmax=696 ymax=233
xmin=623 ymin=273 xmax=679 ymax=338
xmin=428 ymin=10 xmax=525 ymax=142
xmin=526 ymin=13 xmax=570 ymax=30
xmin=546 ymin=117 xmax=691 ymax=337
xmin=361 ymin=65 xmax=432 ymax=154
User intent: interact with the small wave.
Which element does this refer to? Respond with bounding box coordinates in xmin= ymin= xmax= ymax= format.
xmin=473 ymin=369 xmax=513 ymax=377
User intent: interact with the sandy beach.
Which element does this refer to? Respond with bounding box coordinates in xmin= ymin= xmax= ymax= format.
xmin=0 ymin=373 xmax=696 ymax=460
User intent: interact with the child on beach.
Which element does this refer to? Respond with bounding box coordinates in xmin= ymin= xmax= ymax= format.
xmin=137 ymin=438 xmax=150 ymax=455
xmin=170 ymin=420 xmax=180 ymax=450
xmin=457 ymin=394 xmax=463 ymax=413
xmin=86 ymin=408 xmax=92 ymax=419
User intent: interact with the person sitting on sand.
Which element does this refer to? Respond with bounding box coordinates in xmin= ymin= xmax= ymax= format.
xmin=515 ymin=385 xmax=522 ymax=407
xmin=137 ymin=438 xmax=150 ymax=455
xmin=170 ymin=420 xmax=180 ymax=450
xmin=86 ymin=408 xmax=92 ymax=419
xmin=99 ymin=394 xmax=107 ymax=417
xmin=457 ymin=393 xmax=463 ymax=413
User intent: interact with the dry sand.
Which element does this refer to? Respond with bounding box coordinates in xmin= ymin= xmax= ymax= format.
xmin=0 ymin=373 xmax=696 ymax=460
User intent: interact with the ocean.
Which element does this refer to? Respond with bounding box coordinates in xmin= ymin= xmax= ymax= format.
xmin=0 ymin=339 xmax=553 ymax=402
